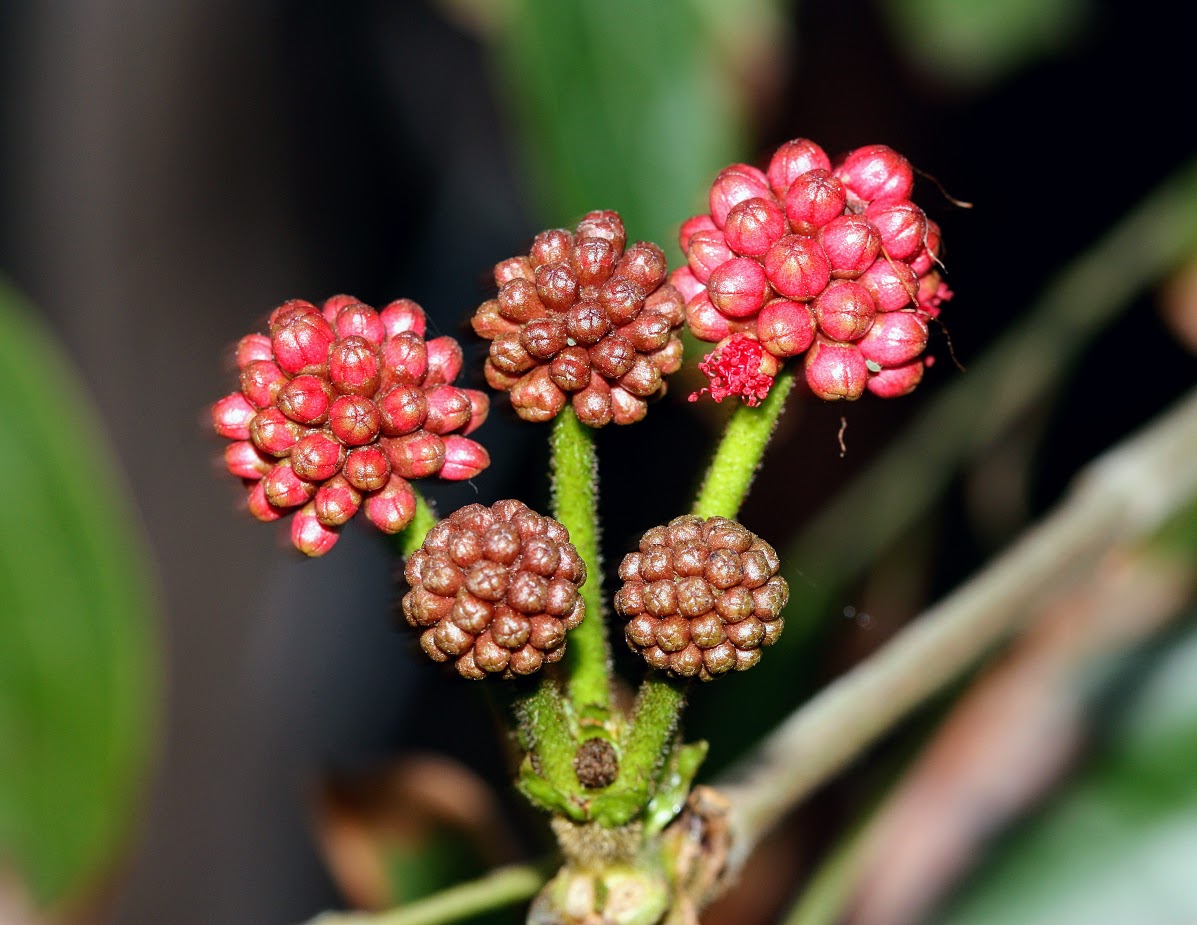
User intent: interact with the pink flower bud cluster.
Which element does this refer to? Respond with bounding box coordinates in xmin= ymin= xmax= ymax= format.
xmin=673 ymin=139 xmax=952 ymax=402
xmin=211 ymin=296 xmax=490 ymax=556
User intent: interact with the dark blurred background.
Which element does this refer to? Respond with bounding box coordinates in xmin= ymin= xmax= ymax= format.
xmin=1 ymin=1 xmax=1195 ymax=923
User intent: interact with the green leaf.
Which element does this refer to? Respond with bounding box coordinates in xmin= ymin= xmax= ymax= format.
xmin=931 ymin=617 xmax=1197 ymax=925
xmin=0 ymin=278 xmax=159 ymax=907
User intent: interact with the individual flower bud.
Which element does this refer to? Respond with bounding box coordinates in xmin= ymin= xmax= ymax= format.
xmin=471 ymin=299 xmax=518 ymax=339
xmin=804 ymin=337 xmax=868 ymax=400
xmin=494 ymin=256 xmax=534 ymax=285
xmin=236 ymin=333 xmax=273 ymax=368
xmin=572 ymin=374 xmax=614 ymax=428
xmin=723 ymin=196 xmax=788 ymax=258
xmin=689 ymin=334 xmax=778 ymax=406
xmin=756 ymin=298 xmax=816 ymax=358
xmin=764 ymin=234 xmax=831 ymax=301
xmin=766 ymin=137 xmax=832 ymax=198
xmin=363 ymin=475 xmax=417 ymax=534
xmin=224 ymin=440 xmax=273 ymax=480
xmin=212 ymin=392 xmax=256 ymax=439
xmin=616 ymin=242 xmax=668 ymax=291
xmin=865 ymin=199 xmax=928 ymax=262
xmin=685 ymin=292 xmax=734 ymax=343
xmin=867 ymin=358 xmax=925 ymax=398
xmin=708 ymin=163 xmax=772 ymax=227
xmin=423 ymin=386 xmax=474 ymax=435
xmin=857 ymin=310 xmax=930 ymax=367
xmin=384 ymin=431 xmax=446 ymax=479
xmin=342 ymin=445 xmax=391 ymax=492
xmin=377 ymin=385 xmax=428 ymax=436
xmin=706 ymin=257 xmax=771 ymax=319
xmin=813 ymin=280 xmax=877 ymax=342
xmin=246 ymin=479 xmax=285 ymax=522
xmin=379 ymin=298 xmax=427 ymax=337
xmin=678 ymin=213 xmax=718 ymax=252
xmin=271 ymin=316 xmax=334 ymax=375
xmin=669 ymin=266 xmax=704 ymax=304
xmin=423 ymin=336 xmax=464 ymax=387
xmin=510 ymin=366 xmax=568 ymax=422
xmin=239 ymin=360 xmax=287 ymax=409
xmin=529 ymin=228 xmax=574 ymax=269
xmin=269 ymin=298 xmax=322 ymax=331
xmin=910 ymin=220 xmax=943 ymax=275
xmin=380 ymin=332 xmax=429 ymax=386
xmin=291 ymin=502 xmax=340 ymax=557
xmin=573 ymin=236 xmax=618 ymax=288
xmin=461 ymin=389 xmax=490 ymax=435
xmin=536 ymin=262 xmax=580 ymax=313
xmin=858 ymin=257 xmax=919 ymax=312
xmin=263 ymin=460 xmax=319 ymax=508
xmin=329 ymin=335 xmax=382 ymax=396
xmin=321 ymin=294 xmax=362 ymax=325
xmin=290 ymin=431 xmax=346 ymax=482
xmin=440 ymin=435 xmax=490 ymax=480
xmin=687 ymin=228 xmax=735 ymax=284
xmin=249 ymin=407 xmax=302 ymax=457
xmin=611 ymin=386 xmax=648 ymax=425
xmin=328 ymin=395 xmax=382 ymax=446
xmin=835 ymin=144 xmax=915 ymax=207
xmin=784 ymin=169 xmax=847 ymax=235
xmin=332 ymin=301 xmax=387 ymax=345
xmin=819 ymin=214 xmax=883 ymax=279
xmin=588 ymin=334 xmax=637 ymax=379
xmin=277 ymin=374 xmax=333 ymax=426
xmin=314 ymin=475 xmax=362 ymax=526
xmin=498 ymin=278 xmax=547 ymax=323
xmin=576 ymin=209 xmax=627 ymax=251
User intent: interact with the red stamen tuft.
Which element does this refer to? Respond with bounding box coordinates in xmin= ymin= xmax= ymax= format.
xmin=689 ymin=334 xmax=775 ymax=407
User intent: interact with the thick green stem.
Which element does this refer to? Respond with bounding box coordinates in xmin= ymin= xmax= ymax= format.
xmin=692 ymin=368 xmax=796 ymax=520
xmin=550 ymin=408 xmax=611 ymax=723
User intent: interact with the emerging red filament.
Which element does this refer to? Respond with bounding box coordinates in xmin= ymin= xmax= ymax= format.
xmin=689 ymin=334 xmax=775 ymax=407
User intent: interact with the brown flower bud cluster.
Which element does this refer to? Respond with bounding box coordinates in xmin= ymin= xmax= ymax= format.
xmin=472 ymin=210 xmax=685 ymax=427
xmin=402 ymin=500 xmax=586 ymax=679
xmin=614 ymin=515 xmax=787 ymax=680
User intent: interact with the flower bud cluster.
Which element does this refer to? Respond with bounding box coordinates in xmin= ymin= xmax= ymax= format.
xmin=402 ymin=500 xmax=586 ymax=679
xmin=674 ymin=139 xmax=952 ymax=402
xmin=472 ymin=211 xmax=685 ymax=427
xmin=211 ymin=296 xmax=490 ymax=555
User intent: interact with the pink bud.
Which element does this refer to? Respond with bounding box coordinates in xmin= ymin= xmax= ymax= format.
xmin=572 ymin=373 xmax=614 ymax=428
xmin=820 ymin=214 xmax=882 ymax=279
xmin=598 ymin=277 xmax=646 ymax=325
xmin=668 ymin=266 xmax=704 ymax=303
xmin=249 ymin=407 xmax=302 ymax=457
xmin=576 ymin=210 xmax=627 ymax=253
xmin=610 ymin=386 xmax=648 ymax=425
xmin=246 ymin=479 xmax=285 ymax=522
xmin=484 ymin=358 xmax=521 ymax=392
xmin=363 ymin=476 xmax=417 ymax=534
xmin=865 ymin=199 xmax=928 ymax=261
xmin=235 ymin=333 xmax=273 ymax=368
xmin=471 ymin=299 xmax=520 ymax=339
xmin=494 ymin=256 xmax=535 ymax=286
xmin=271 ymin=317 xmax=335 ymax=376
xmin=379 ymin=332 xmax=428 ymax=387
xmin=767 ymin=138 xmax=832 ymax=199
xmin=262 ymin=460 xmax=319 ymax=508
xmin=509 ymin=367 xmax=567 ymax=423
xmin=277 ymin=374 xmax=333 ymax=425
xmin=379 ymin=298 xmax=427 ymax=338
xmin=529 ymin=228 xmax=573 ymax=269
xmin=290 ymin=431 xmax=346 ymax=482
xmin=239 ymin=359 xmax=287 ymax=409
xmin=706 ymin=257 xmax=771 ymax=319
xmin=491 ymin=331 xmax=537 ymax=379
xmin=314 ymin=475 xmax=362 ymax=526
xmin=536 ymin=262 xmax=580 ymax=313
xmin=804 ymin=338 xmax=868 ymax=400
xmin=224 ymin=440 xmax=273 ymax=480
xmin=756 ymin=298 xmax=816 ymax=358
xmin=813 ymin=280 xmax=877 ymax=342
xmin=333 ymin=302 xmax=386 ymax=345
xmin=384 ymin=431 xmax=446 ymax=479
xmin=424 ymin=386 xmax=474 ymax=435
xmin=859 ymin=257 xmax=918 ymax=312
xmin=291 ymin=502 xmax=340 ymax=556
xmin=867 ymin=359 xmax=925 ymax=398
xmin=377 ymin=385 xmax=427 ymax=436
xmin=784 ymin=169 xmax=847 ymax=235
xmin=679 ymin=214 xmax=718 ymax=253
xmin=440 ymin=435 xmax=490 ymax=480
xmin=268 ymin=299 xmax=321 ymax=331
xmin=643 ymin=284 xmax=685 ymax=326
xmin=685 ymin=292 xmax=733 ymax=342
xmin=342 ymin=445 xmax=391 ymax=492
xmin=709 ymin=164 xmax=772 ymax=228
xmin=423 ymin=336 xmax=464 ymax=387
xmin=835 ymin=144 xmax=914 ymax=207
xmin=724 ymin=197 xmax=788 ymax=258
xmin=329 ymin=336 xmax=382 ymax=396
xmin=616 ymin=242 xmax=668 ymax=291
xmin=322 ymin=294 xmax=365 ymax=326
xmin=764 ymin=235 xmax=831 ymax=301
xmin=687 ymin=229 xmax=734 ymax=284
xmin=462 ymin=389 xmax=490 ymax=435
xmin=858 ymin=311 xmax=930 ymax=367
xmin=647 ymin=338 xmax=684 ymax=374
xmin=909 ymin=220 xmax=942 ymax=275
xmin=212 ymin=392 xmax=257 ymax=439
xmin=573 ymin=237 xmax=617 ymax=288
xmin=619 ymin=311 xmax=672 ymax=352
xmin=329 ymin=395 xmax=382 ymax=446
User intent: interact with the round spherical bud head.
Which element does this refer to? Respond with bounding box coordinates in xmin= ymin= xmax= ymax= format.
xmin=384 ymin=431 xmax=446 ymax=479
xmin=314 ymin=475 xmax=362 ymax=526
xmin=757 ymin=298 xmax=816 ymax=358
xmin=271 ymin=316 xmax=334 ymax=376
xmin=868 ymin=358 xmax=925 ymax=398
xmin=440 ymin=435 xmax=490 ymax=480
xmin=678 ymin=213 xmax=718 ymax=253
xmin=328 ymin=395 xmax=381 ymax=446
xmin=784 ymin=169 xmax=847 ymax=235
xmin=857 ymin=310 xmax=929 ymax=367
xmin=835 ymin=144 xmax=914 ymax=207
xmin=277 ymin=374 xmax=333 ymax=426
xmin=708 ymin=163 xmax=772 ymax=227
xmin=290 ymin=431 xmax=346 ymax=482
xmin=820 ymin=214 xmax=883 ymax=280
xmin=423 ymin=386 xmax=474 ymax=435
xmin=239 ymin=360 xmax=287 ymax=409
xmin=328 ymin=336 xmax=382 ymax=396
xmin=364 ymin=475 xmax=417 ymax=534
xmin=767 ymin=137 xmax=832 ymax=198
xmin=332 ymin=301 xmax=386 ymax=345
xmin=685 ymin=292 xmax=734 ymax=343
xmin=342 ymin=445 xmax=391 ymax=492
xmin=859 ymin=257 xmax=918 ymax=312
xmin=529 ymin=228 xmax=574 ymax=270
xmin=379 ymin=332 xmax=429 ymax=387
xmin=804 ymin=338 xmax=868 ymax=401
xmin=291 ymin=502 xmax=340 ymax=556
xmin=813 ymin=280 xmax=877 ymax=342
xmin=764 ymin=235 xmax=831 ymax=301
xmin=423 ymin=336 xmax=464 ymax=388
xmin=249 ymin=407 xmax=302 ymax=457
xmin=235 ymin=333 xmax=273 ymax=369
xmin=212 ymin=392 xmax=256 ymax=440
xmin=687 ymin=228 xmax=734 ymax=285
xmin=379 ymin=298 xmax=427 ymax=338
xmin=706 ymin=257 xmax=771 ymax=319
xmin=723 ymin=196 xmax=788 ymax=258
xmin=377 ymin=385 xmax=427 ymax=436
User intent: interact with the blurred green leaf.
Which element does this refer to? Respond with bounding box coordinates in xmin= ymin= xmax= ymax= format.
xmin=0 ymin=278 xmax=159 ymax=908
xmin=881 ymin=0 xmax=1090 ymax=88
xmin=488 ymin=0 xmax=770 ymax=253
xmin=931 ymin=616 xmax=1197 ymax=925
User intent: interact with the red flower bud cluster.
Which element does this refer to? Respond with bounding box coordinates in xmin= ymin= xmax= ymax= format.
xmin=212 ymin=296 xmax=490 ymax=556
xmin=673 ymin=139 xmax=951 ymax=402
xmin=472 ymin=211 xmax=685 ymax=427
